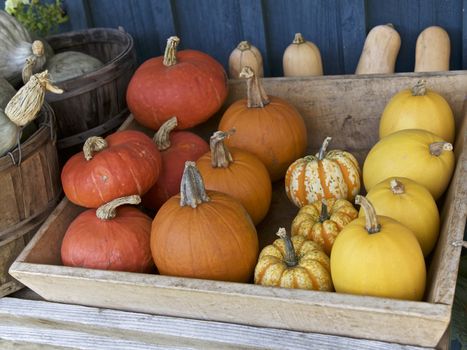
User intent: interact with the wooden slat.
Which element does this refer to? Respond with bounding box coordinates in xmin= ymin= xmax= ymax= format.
xmin=63 ymin=0 xmax=91 ymax=30
xmin=463 ymin=0 xmax=467 ymax=69
xmin=172 ymin=0 xmax=243 ymax=69
xmin=338 ymin=0 xmax=366 ymax=73
xmin=238 ymin=0 xmax=271 ymax=76
xmin=0 ymin=298 xmax=431 ymax=350
xmin=148 ymin=0 xmax=176 ymax=55
xmin=365 ymin=0 xmax=463 ymax=72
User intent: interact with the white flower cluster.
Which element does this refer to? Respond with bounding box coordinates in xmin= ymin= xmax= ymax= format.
xmin=4 ymin=0 xmax=30 ymax=15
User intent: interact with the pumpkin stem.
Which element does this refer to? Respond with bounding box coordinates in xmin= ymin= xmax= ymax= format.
xmin=5 ymin=70 xmax=63 ymax=127
xmin=429 ymin=142 xmax=453 ymax=156
xmin=163 ymin=36 xmax=180 ymax=67
xmin=390 ymin=179 xmax=405 ymax=195
xmin=385 ymin=23 xmax=395 ymax=29
xmin=237 ymin=40 xmax=251 ymax=51
xmin=180 ymin=161 xmax=211 ymax=208
xmin=210 ymin=129 xmax=235 ymax=168
xmin=412 ymin=80 xmax=427 ymax=96
xmin=154 ymin=116 xmax=178 ymax=151
xmin=83 ymin=136 xmax=108 ymax=161
xmin=276 ymin=228 xmax=298 ymax=267
xmin=318 ymin=136 xmax=332 ymax=160
xmin=31 ymin=40 xmax=45 ymax=57
xmin=355 ymin=195 xmax=381 ymax=234
xmin=96 ymin=195 xmax=141 ymax=220
xmin=292 ymin=33 xmax=305 ymax=45
xmin=240 ymin=66 xmax=270 ymax=108
xmin=319 ymin=199 xmax=330 ymax=222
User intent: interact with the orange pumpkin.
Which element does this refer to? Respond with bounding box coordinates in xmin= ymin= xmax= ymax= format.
xmin=218 ymin=66 xmax=307 ymax=182
xmin=151 ymin=162 xmax=259 ymax=282
xmin=285 ymin=136 xmax=361 ymax=207
xmin=196 ymin=130 xmax=272 ymax=225
xmin=61 ymin=131 xmax=162 ymax=208
xmin=61 ymin=195 xmax=154 ymax=273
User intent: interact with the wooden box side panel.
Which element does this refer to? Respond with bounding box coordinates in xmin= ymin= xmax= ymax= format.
xmin=426 ymin=102 xmax=467 ymax=305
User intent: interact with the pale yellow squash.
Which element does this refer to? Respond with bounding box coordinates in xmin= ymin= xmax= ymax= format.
xmin=228 ymin=41 xmax=264 ymax=78
xmin=362 ymin=177 xmax=440 ymax=256
xmin=415 ymin=26 xmax=450 ymax=72
xmin=379 ymin=80 xmax=455 ymax=142
xmin=331 ymin=196 xmax=426 ymax=301
xmin=355 ymin=24 xmax=401 ymax=74
xmin=283 ymin=33 xmax=323 ymax=76
xmin=363 ymin=129 xmax=455 ymax=200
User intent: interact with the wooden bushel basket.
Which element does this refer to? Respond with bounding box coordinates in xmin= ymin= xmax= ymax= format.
xmin=45 ymin=27 xmax=137 ymax=163
xmin=0 ymin=102 xmax=61 ymax=297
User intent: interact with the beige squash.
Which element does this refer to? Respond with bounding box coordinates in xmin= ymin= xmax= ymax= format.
xmin=229 ymin=41 xmax=264 ymax=78
xmin=355 ymin=24 xmax=401 ymax=74
xmin=415 ymin=26 xmax=450 ymax=72
xmin=283 ymin=33 xmax=323 ymax=76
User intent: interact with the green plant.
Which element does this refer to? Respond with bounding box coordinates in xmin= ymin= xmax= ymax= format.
xmin=5 ymin=0 xmax=68 ymax=37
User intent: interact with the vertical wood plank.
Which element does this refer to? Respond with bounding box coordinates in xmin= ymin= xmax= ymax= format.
xmin=365 ymin=0 xmax=463 ymax=72
xmin=463 ymin=0 xmax=467 ymax=68
xmin=62 ymin=0 xmax=91 ymax=31
xmin=148 ymin=0 xmax=176 ymax=55
xmin=339 ymin=0 xmax=366 ymax=73
xmin=237 ymin=0 xmax=271 ymax=76
xmin=262 ymin=0 xmax=347 ymax=76
xmin=171 ymin=0 xmax=243 ymax=69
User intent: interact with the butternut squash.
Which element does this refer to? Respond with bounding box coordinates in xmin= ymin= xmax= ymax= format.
xmin=283 ymin=33 xmax=323 ymax=76
xmin=355 ymin=24 xmax=401 ymax=75
xmin=414 ymin=26 xmax=450 ymax=72
xmin=228 ymin=41 xmax=264 ymax=78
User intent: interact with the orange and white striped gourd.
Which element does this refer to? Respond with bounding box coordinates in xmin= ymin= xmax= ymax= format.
xmin=285 ymin=137 xmax=361 ymax=208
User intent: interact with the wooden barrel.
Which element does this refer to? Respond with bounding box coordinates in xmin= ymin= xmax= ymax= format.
xmin=0 ymin=102 xmax=61 ymax=297
xmin=45 ymin=27 xmax=137 ymax=163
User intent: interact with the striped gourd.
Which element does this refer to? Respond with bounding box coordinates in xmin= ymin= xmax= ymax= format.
xmin=285 ymin=137 xmax=361 ymax=208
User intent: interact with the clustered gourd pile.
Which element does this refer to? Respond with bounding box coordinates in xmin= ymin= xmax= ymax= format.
xmin=56 ymin=33 xmax=456 ymax=302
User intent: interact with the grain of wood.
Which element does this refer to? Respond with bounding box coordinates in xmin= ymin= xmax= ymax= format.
xmin=0 ymin=298 xmax=431 ymax=350
xmin=9 ymin=71 xmax=467 ymax=348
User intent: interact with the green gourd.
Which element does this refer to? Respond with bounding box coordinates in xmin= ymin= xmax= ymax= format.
xmin=46 ymin=51 xmax=104 ymax=83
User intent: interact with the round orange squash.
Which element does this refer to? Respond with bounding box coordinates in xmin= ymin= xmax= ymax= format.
xmin=196 ymin=130 xmax=271 ymax=225
xmin=61 ymin=195 xmax=154 ymax=273
xmin=285 ymin=136 xmax=361 ymax=207
xmin=126 ymin=36 xmax=228 ymax=130
xmin=151 ymin=161 xmax=259 ymax=282
xmin=218 ymin=66 xmax=307 ymax=182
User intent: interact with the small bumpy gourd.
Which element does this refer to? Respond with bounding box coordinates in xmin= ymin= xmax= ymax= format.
xmin=254 ymin=227 xmax=333 ymax=291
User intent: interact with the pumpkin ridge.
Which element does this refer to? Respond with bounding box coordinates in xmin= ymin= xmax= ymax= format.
xmin=187 ymin=60 xmax=223 ymax=107
xmin=255 ymin=259 xmax=281 ymax=284
xmin=301 ymin=265 xmax=319 ymax=290
xmin=115 ymin=148 xmax=143 ymax=195
xmin=333 ymin=159 xmax=356 ymax=200
xmin=317 ymin=160 xmax=331 ymax=199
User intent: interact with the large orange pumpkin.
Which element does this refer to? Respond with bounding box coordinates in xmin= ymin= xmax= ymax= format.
xmin=151 ymin=162 xmax=259 ymax=282
xmin=126 ymin=36 xmax=228 ymax=130
xmin=218 ymin=66 xmax=307 ymax=182
xmin=61 ymin=195 xmax=154 ymax=273
xmin=196 ymin=130 xmax=271 ymax=225
xmin=61 ymin=130 xmax=162 ymax=208
xmin=142 ymin=117 xmax=209 ymax=211
xmin=285 ymin=136 xmax=361 ymax=207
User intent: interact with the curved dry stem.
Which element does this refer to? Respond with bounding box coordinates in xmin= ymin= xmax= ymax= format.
xmin=96 ymin=195 xmax=141 ymax=220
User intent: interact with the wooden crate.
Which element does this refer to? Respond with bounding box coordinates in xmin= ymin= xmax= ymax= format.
xmin=9 ymin=71 xmax=467 ymax=348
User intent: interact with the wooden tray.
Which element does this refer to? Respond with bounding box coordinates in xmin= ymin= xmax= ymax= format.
xmin=9 ymin=71 xmax=467 ymax=348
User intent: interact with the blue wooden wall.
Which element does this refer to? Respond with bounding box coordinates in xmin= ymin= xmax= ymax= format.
xmin=3 ymin=0 xmax=467 ymax=75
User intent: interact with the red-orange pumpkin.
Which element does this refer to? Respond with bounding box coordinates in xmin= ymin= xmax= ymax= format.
xmin=61 ymin=195 xmax=154 ymax=273
xmin=218 ymin=66 xmax=307 ymax=182
xmin=126 ymin=36 xmax=228 ymax=130
xmin=61 ymin=130 xmax=162 ymax=208
xmin=196 ymin=130 xmax=272 ymax=225
xmin=142 ymin=117 xmax=209 ymax=210
xmin=151 ymin=162 xmax=259 ymax=282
